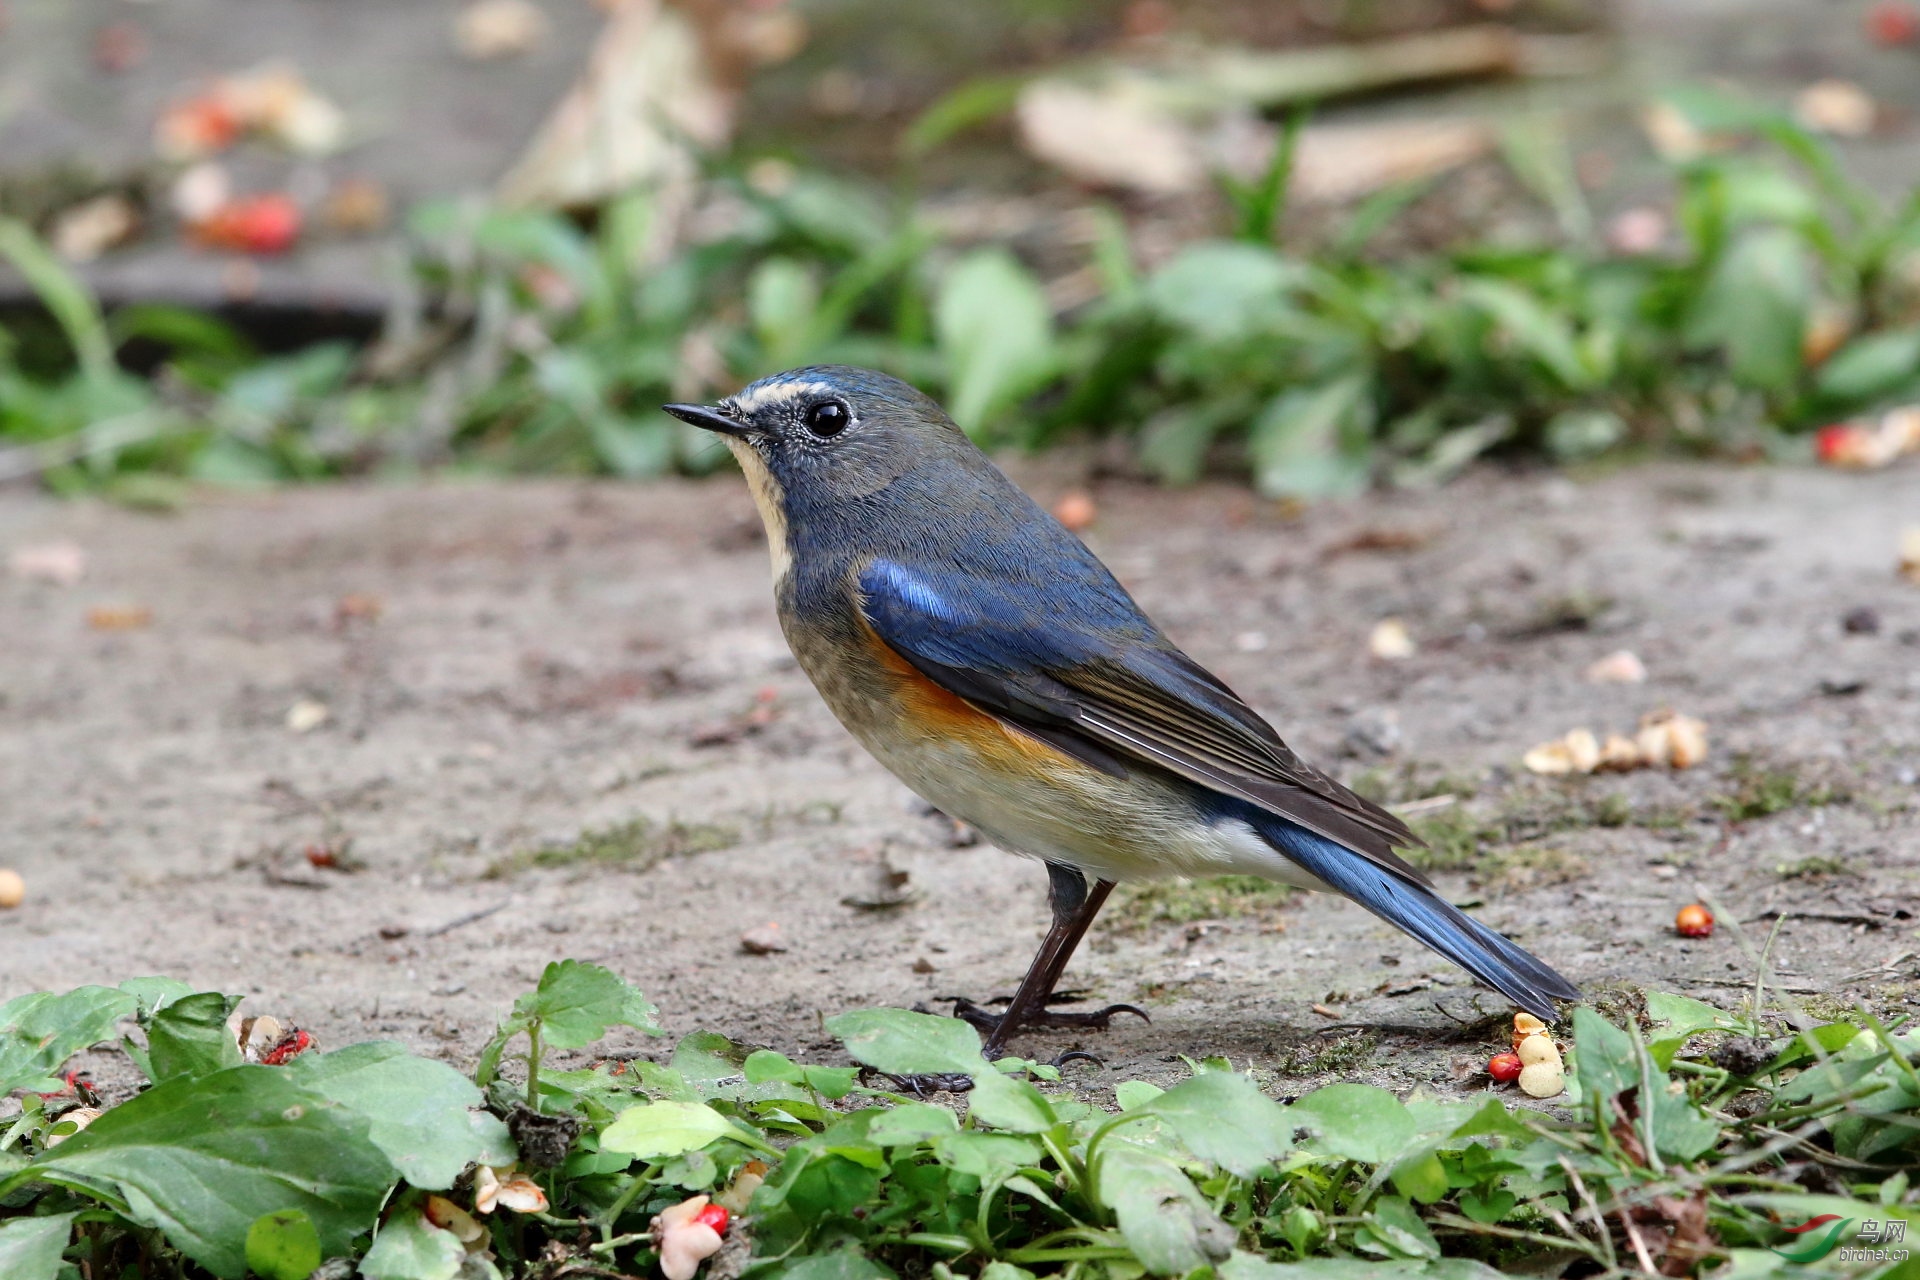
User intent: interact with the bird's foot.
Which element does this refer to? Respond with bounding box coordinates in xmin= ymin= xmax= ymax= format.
xmin=940 ymin=990 xmax=1150 ymax=1039
xmin=874 ymin=1049 xmax=1103 ymax=1096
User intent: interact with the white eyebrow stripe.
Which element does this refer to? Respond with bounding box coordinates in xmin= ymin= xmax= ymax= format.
xmin=730 ymin=380 xmax=835 ymax=414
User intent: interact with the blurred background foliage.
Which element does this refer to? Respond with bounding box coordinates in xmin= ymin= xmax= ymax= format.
xmin=6 ymin=79 xmax=1920 ymax=501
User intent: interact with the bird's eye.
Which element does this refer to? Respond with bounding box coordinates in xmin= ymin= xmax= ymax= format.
xmin=802 ymin=398 xmax=851 ymax=438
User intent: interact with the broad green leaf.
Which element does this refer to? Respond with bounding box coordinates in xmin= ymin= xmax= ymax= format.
xmin=932 ymin=1131 xmax=1043 ymax=1181
xmin=1288 ymin=1083 xmax=1416 ymax=1164
xmin=1448 ymin=1096 xmax=1536 ymax=1144
xmin=749 ymin=257 xmax=821 ymax=364
xmin=1356 ymin=1195 xmax=1440 ymax=1260
xmin=245 ymin=1209 xmax=321 ymax=1280
xmin=742 ymin=1049 xmax=857 ymax=1100
xmin=1645 ymin=992 xmax=1742 ymax=1038
xmin=866 ymin=1102 xmax=960 ymax=1146
xmin=145 ymin=991 xmax=242 ymax=1083
xmin=1098 ymin=1145 xmax=1234 ymax=1272
xmin=0 ymin=986 xmax=139 ymax=1093
xmin=1249 ymin=377 xmax=1373 ymax=499
xmin=24 ymin=1065 xmax=395 ymax=1279
xmin=1461 ymin=278 xmax=1591 ymax=389
xmin=290 ymin=1041 xmax=509 ymax=1189
xmin=967 ymin=1068 xmax=1056 ymax=1134
xmin=1389 ymin=1150 xmax=1450 ymax=1204
xmin=1215 ymin=1256 xmax=1512 ymax=1279
xmin=936 ymin=249 xmax=1055 ymax=435
xmin=0 ymin=1212 xmax=75 ymax=1280
xmin=1687 ymin=226 xmax=1811 ymax=392
xmin=359 ymin=1202 xmax=464 ymax=1280
xmin=477 ymin=961 xmax=659 ymax=1086
xmin=1145 ymin=241 xmax=1299 ymax=341
xmin=1144 ymin=1072 xmax=1291 ymax=1176
xmin=1115 ymin=1079 xmax=1164 ymax=1112
xmin=777 ymin=1254 xmax=898 ymax=1280
xmin=1570 ymin=1007 xmax=1636 ymax=1105
xmin=119 ymin=977 xmax=197 ymax=1019
xmin=1815 ymin=327 xmax=1920 ymax=402
xmin=600 ymin=1100 xmax=733 ymax=1160
xmin=826 ymin=1008 xmax=986 ymax=1077
xmin=0 ymin=218 xmax=114 ymax=382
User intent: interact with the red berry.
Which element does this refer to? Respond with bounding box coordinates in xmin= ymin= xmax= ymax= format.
xmin=1487 ymin=1052 xmax=1523 ymax=1083
xmin=1675 ymin=903 xmax=1714 ymax=938
xmin=692 ymin=1203 xmax=729 ymax=1234
xmin=195 ymin=193 xmax=301 ymax=255
xmin=1868 ymin=1 xmax=1920 ymax=45
xmin=260 ymin=1028 xmax=314 ymax=1065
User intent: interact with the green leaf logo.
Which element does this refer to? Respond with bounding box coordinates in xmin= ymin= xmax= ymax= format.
xmin=1769 ymin=1214 xmax=1853 ymax=1263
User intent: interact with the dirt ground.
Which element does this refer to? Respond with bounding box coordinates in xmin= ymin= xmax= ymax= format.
xmin=2 ymin=460 xmax=1917 ymax=1098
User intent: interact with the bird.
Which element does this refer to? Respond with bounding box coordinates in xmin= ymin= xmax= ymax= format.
xmin=664 ymin=366 xmax=1578 ymax=1060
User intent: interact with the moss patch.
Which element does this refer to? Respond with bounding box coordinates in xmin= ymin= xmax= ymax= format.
xmin=484 ymin=817 xmax=737 ymax=879
xmin=1104 ymin=875 xmax=1299 ymax=931
xmin=1711 ymin=755 xmax=1848 ymax=822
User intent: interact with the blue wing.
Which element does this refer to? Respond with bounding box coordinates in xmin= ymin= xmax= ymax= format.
xmin=857 ymin=557 xmax=1429 ymax=882
xmin=859 ymin=556 xmax=1580 ymax=1018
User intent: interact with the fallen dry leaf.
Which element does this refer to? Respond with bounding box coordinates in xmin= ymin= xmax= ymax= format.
xmin=45 ymin=1107 xmax=103 ymax=1145
xmin=9 ymin=542 xmax=87 ymax=586
xmin=1288 ymin=117 xmax=1494 ymax=205
xmin=652 ymin=1195 xmax=726 ymax=1280
xmin=1794 ymin=79 xmax=1876 ymax=137
xmin=1368 ymin=618 xmax=1416 ymax=661
xmin=739 ymin=922 xmax=787 ymax=955
xmin=87 ymin=604 xmax=152 ymax=631
xmin=1584 ymin=649 xmax=1646 ymax=684
xmin=456 ymin=0 xmax=549 ymax=59
xmin=1016 ymin=80 xmax=1203 ymax=195
xmin=286 ymin=699 xmax=331 ymax=733
xmin=51 ymin=195 xmax=139 ymax=263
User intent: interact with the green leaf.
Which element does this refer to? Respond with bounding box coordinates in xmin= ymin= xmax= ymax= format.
xmin=1457 ymin=1187 xmax=1517 ymax=1223
xmin=600 ymin=1100 xmax=734 ymax=1160
xmin=1288 ymin=1083 xmax=1416 ymax=1164
xmin=1249 ymin=377 xmax=1373 ymax=499
xmin=144 ymin=991 xmax=242 ymax=1083
xmin=23 ymin=1065 xmax=395 ymax=1279
xmin=866 ymin=1102 xmax=960 ymax=1146
xmin=932 ymin=1131 xmax=1043 ymax=1181
xmin=1816 ymin=327 xmax=1920 ymax=402
xmin=1687 ymin=225 xmax=1811 ymax=392
xmin=476 ymin=961 xmax=659 ymax=1086
xmin=1570 ymin=1007 xmax=1635 ymax=1105
xmin=289 ymin=1041 xmax=509 ymax=1190
xmin=0 ymin=986 xmax=138 ymax=1093
xmin=1098 ymin=1145 xmax=1234 ymax=1273
xmin=1390 ymin=1150 xmax=1450 ymax=1204
xmin=0 ymin=1212 xmax=75 ymax=1280
xmin=935 ymin=249 xmax=1055 ymax=435
xmin=1115 ymin=1079 xmax=1164 ymax=1112
xmin=1448 ymin=1097 xmax=1536 ymax=1144
xmin=1145 ymin=241 xmax=1299 ymax=341
xmin=749 ymin=257 xmax=821 ymax=365
xmin=966 ymin=1068 xmax=1057 ymax=1134
xmin=1542 ymin=409 xmax=1627 ymax=461
xmin=1356 ymin=1195 xmax=1440 ymax=1260
xmin=1144 ymin=1071 xmax=1291 ymax=1176
xmin=359 ymin=1201 xmax=464 ymax=1280
xmin=245 ymin=1209 xmax=322 ymax=1280
xmin=777 ymin=1254 xmax=899 ymax=1280
xmin=1461 ymin=278 xmax=1591 ymax=390
xmin=826 ymin=1008 xmax=986 ymax=1077
xmin=0 ymin=218 xmax=115 ymax=383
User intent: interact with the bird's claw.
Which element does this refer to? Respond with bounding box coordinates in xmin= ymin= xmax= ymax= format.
xmin=942 ymin=995 xmax=1150 ymax=1036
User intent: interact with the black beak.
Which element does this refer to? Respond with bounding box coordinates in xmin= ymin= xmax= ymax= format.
xmin=662 ymin=402 xmax=753 ymax=437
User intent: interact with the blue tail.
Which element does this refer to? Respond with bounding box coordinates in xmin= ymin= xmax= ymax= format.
xmin=1230 ymin=801 xmax=1579 ymax=1019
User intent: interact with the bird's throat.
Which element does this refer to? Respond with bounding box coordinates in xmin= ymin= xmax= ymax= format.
xmin=723 ymin=437 xmax=793 ymax=585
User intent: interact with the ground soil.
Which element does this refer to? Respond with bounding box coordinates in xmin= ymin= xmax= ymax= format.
xmin=2 ymin=460 xmax=1916 ymax=1100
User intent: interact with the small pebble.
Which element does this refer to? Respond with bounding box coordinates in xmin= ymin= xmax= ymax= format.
xmin=1842 ymin=606 xmax=1881 ymax=635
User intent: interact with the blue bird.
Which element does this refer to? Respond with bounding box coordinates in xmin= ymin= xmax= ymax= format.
xmin=665 ymin=367 xmax=1577 ymax=1059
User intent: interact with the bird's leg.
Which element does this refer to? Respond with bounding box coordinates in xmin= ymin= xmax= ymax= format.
xmin=947 ymin=863 xmax=1148 ymax=1058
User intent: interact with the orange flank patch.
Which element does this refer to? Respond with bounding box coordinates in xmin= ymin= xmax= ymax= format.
xmin=864 ymin=630 xmax=1084 ymax=776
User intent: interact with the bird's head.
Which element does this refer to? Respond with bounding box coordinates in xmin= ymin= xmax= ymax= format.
xmin=665 ymin=367 xmax=986 ymax=553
